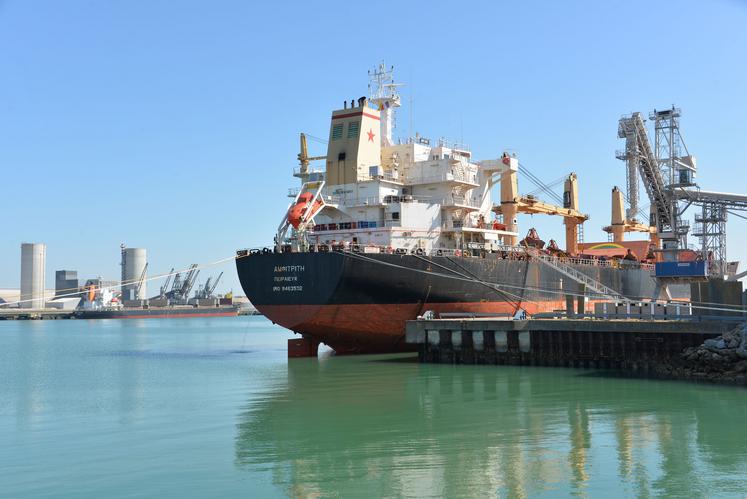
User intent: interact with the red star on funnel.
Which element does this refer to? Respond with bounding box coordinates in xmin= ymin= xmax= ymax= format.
xmin=367 ymin=129 xmax=375 ymax=142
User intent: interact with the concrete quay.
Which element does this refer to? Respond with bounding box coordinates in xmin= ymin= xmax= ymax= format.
xmin=0 ymin=309 xmax=75 ymax=320
xmin=406 ymin=318 xmax=735 ymax=373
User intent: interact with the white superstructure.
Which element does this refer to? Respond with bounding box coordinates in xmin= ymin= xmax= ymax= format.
xmin=279 ymin=64 xmax=518 ymax=253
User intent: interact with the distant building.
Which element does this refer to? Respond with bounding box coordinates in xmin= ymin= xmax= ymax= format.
xmin=55 ymin=270 xmax=79 ymax=298
xmin=20 ymin=243 xmax=46 ymax=309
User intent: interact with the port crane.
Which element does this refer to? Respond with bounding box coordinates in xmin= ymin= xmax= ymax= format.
xmin=194 ymin=272 xmax=223 ymax=300
xmin=614 ymin=107 xmax=747 ymax=278
xmin=162 ymin=264 xmax=200 ymax=303
xmin=156 ymin=269 xmax=175 ymax=299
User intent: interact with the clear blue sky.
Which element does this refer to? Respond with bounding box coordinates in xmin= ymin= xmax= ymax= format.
xmin=2 ymin=0 xmax=746 ymax=294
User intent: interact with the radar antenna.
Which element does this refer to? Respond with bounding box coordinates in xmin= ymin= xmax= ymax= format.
xmin=368 ymin=62 xmax=403 ymax=147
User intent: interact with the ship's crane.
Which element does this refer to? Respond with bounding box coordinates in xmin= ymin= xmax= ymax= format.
xmin=296 ymin=133 xmax=326 ymax=178
xmin=603 ymin=186 xmax=657 ymax=244
xmin=494 ymin=170 xmax=588 ymax=255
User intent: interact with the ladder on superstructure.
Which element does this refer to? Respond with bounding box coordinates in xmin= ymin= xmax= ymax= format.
xmin=526 ymin=248 xmax=631 ymax=302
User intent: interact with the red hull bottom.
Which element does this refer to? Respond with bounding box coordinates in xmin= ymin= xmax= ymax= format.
xmin=257 ymin=301 xmax=569 ymax=354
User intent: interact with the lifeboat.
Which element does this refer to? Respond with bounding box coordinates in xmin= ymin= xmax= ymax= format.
xmin=288 ymin=192 xmax=323 ymax=229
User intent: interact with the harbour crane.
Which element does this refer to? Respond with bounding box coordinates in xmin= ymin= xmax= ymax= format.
xmin=195 ymin=272 xmax=223 ymax=300
xmin=161 ymin=264 xmax=200 ymax=303
xmin=179 ymin=265 xmax=200 ymax=300
xmin=158 ymin=269 xmax=174 ymax=299
xmin=614 ymin=107 xmax=747 ymax=278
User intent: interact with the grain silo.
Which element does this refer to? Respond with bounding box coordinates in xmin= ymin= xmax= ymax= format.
xmin=121 ymin=246 xmax=147 ymax=302
xmin=20 ymin=243 xmax=46 ymax=309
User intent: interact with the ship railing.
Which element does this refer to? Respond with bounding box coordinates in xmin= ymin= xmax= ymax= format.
xmin=237 ymin=244 xmax=655 ymax=271
xmin=405 ymin=171 xmax=479 ymax=185
xmin=358 ymin=172 xmax=402 ymax=183
xmin=531 ymin=252 xmax=655 ymax=271
xmin=326 ymin=194 xmax=445 ymax=206
xmin=292 ymin=167 xmax=325 ymax=176
xmin=309 ymin=220 xmax=386 ymax=232
xmin=438 ymin=195 xmax=481 ymax=208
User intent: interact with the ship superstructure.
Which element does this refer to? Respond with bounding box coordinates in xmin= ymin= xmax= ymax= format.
xmin=278 ymin=63 xmax=518 ymax=255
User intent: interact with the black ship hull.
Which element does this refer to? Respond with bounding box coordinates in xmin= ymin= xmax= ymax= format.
xmin=236 ymin=251 xmax=661 ymax=354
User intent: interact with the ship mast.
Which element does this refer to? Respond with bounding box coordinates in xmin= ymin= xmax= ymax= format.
xmin=368 ymin=62 xmax=402 ymax=147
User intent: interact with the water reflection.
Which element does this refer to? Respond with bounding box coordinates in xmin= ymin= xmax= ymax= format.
xmin=235 ymin=356 xmax=747 ymax=497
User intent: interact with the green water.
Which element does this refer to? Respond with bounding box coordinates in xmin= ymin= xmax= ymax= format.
xmin=1 ymin=317 xmax=746 ymax=498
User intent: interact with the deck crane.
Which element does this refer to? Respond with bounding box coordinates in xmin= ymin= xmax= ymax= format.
xmin=494 ymin=169 xmax=588 ymax=255
xmin=296 ymin=133 xmax=327 ymax=178
xmin=603 ymin=186 xmax=657 ymax=244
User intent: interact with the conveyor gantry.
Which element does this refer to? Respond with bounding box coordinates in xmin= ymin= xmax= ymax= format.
xmin=617 ymin=113 xmax=673 ymax=237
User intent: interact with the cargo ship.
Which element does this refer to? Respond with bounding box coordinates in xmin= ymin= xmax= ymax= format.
xmin=75 ymin=270 xmax=240 ymax=319
xmin=236 ymin=64 xmax=732 ymax=355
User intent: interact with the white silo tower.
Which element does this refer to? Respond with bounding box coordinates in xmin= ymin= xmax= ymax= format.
xmin=121 ymin=246 xmax=147 ymax=302
xmin=20 ymin=243 xmax=46 ymax=309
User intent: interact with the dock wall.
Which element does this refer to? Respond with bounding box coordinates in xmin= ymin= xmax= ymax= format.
xmin=406 ymin=319 xmax=734 ymax=373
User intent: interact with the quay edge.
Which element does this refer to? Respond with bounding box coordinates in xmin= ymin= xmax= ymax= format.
xmin=406 ymin=318 xmax=747 ymax=383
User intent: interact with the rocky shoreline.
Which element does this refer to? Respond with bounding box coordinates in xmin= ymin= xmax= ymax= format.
xmin=655 ymin=322 xmax=747 ymax=386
